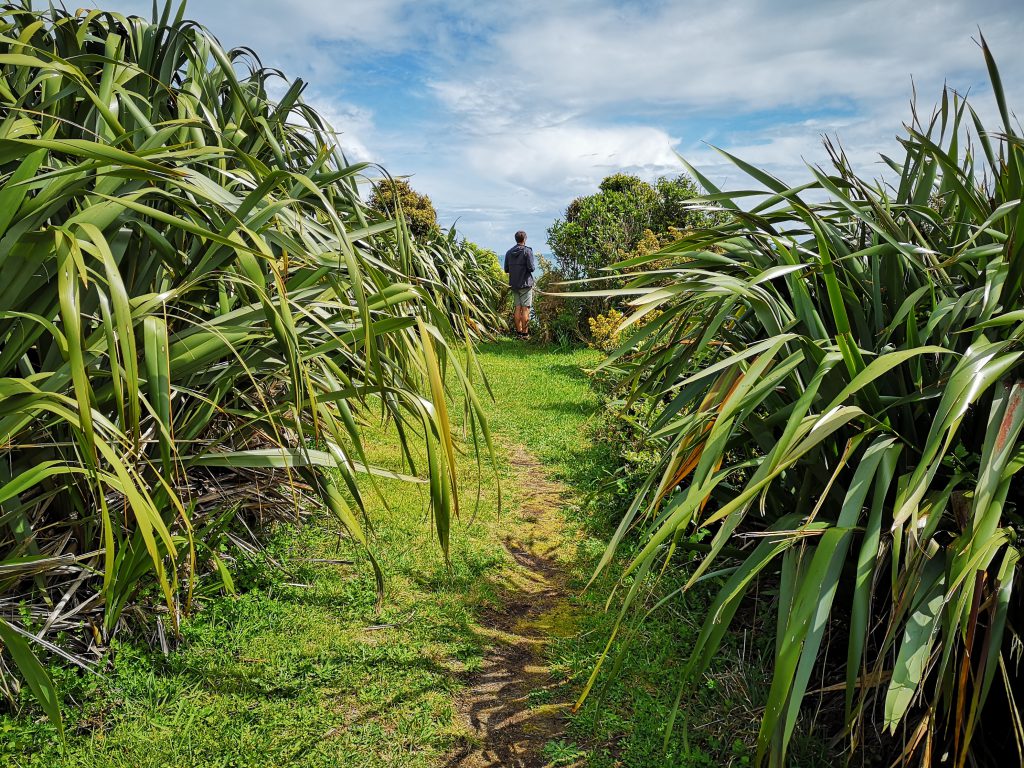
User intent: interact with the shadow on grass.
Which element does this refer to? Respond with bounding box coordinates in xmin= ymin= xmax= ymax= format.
xmin=160 ymin=595 xmax=480 ymax=705
xmin=536 ymin=400 xmax=597 ymax=417
xmin=547 ymin=361 xmax=594 ymax=383
xmin=478 ymin=339 xmax=586 ymax=357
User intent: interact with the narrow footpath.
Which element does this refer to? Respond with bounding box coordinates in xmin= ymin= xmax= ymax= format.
xmin=446 ymin=446 xmax=581 ymax=768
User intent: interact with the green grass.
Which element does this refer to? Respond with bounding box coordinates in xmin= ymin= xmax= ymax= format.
xmin=471 ymin=339 xmax=604 ymax=470
xmin=1 ymin=338 xmax=829 ymax=767
xmin=4 ymin=491 xmax=499 ymax=767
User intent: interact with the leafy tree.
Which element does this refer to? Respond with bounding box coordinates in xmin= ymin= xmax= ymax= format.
xmin=654 ymin=173 xmax=709 ymax=232
xmin=544 ymin=173 xmax=710 ymax=343
xmin=369 ymin=178 xmax=438 ymax=238
xmin=547 ymin=172 xmax=708 ymax=282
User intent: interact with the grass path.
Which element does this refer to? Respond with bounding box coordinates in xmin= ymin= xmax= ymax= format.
xmin=442 ymin=340 xmax=605 ymax=767
xmin=447 ymin=445 xmax=578 ymax=768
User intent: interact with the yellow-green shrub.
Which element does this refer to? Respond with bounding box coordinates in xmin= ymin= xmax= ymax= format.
xmin=588 ymin=309 xmax=625 ymax=351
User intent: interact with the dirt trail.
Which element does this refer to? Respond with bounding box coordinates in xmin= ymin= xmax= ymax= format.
xmin=444 ymin=446 xmax=580 ymax=768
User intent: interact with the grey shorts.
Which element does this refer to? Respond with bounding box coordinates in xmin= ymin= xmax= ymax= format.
xmin=512 ymin=288 xmax=533 ymax=308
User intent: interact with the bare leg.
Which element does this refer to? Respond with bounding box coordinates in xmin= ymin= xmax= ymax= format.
xmin=513 ymin=306 xmax=527 ymax=334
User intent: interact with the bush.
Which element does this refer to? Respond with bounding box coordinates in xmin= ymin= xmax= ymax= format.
xmin=588 ymin=309 xmax=625 ymax=351
xmin=545 ymin=174 xmax=711 ymax=341
xmin=587 ymin=396 xmax=665 ymax=523
xmin=532 ymin=255 xmax=581 ymax=345
xmin=547 ymin=173 xmax=711 ymax=283
xmin=583 ymin=42 xmax=1024 ymax=767
xmin=413 ymin=227 xmax=506 ymax=337
xmin=368 ymin=178 xmax=438 ymax=238
xmin=0 ymin=3 xmax=494 ymax=729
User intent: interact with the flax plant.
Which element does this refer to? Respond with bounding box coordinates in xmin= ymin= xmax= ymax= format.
xmin=582 ymin=41 xmax=1024 ymax=767
xmin=0 ymin=1 xmax=496 ymax=731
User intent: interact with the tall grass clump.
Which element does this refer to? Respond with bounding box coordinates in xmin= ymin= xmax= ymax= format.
xmin=405 ymin=221 xmax=506 ymax=337
xmin=0 ymin=1 xmax=496 ymax=731
xmin=582 ymin=41 xmax=1024 ymax=767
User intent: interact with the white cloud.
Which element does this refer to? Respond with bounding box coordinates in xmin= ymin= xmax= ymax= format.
xmin=71 ymin=0 xmax=1024 ymax=254
xmin=90 ymin=0 xmax=416 ymax=50
xmin=306 ymin=100 xmax=377 ymax=163
xmin=426 ymin=0 xmax=1024 ymax=249
xmin=75 ymin=0 xmax=441 ymax=86
xmin=458 ymin=0 xmax=1020 ymax=115
xmin=467 ymin=123 xmax=682 ymax=191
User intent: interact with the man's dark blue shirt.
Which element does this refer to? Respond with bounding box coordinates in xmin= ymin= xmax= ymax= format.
xmin=504 ymin=244 xmax=535 ymax=290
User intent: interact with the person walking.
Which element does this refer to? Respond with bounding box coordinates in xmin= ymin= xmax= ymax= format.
xmin=504 ymin=230 xmax=535 ymax=337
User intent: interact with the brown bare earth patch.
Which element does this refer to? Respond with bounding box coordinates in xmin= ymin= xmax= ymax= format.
xmin=444 ymin=446 xmax=582 ymax=768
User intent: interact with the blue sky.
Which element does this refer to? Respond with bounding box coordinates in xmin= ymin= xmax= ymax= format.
xmin=93 ymin=0 xmax=1023 ymax=255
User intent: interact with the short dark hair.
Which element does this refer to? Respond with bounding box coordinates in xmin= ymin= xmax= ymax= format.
xmin=515 ymin=230 xmax=526 ymax=243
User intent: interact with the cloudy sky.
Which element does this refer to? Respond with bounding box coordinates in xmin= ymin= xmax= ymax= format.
xmin=90 ymin=0 xmax=1022 ymax=255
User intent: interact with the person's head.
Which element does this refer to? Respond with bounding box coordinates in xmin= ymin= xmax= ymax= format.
xmin=515 ymin=230 xmax=527 ymax=244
